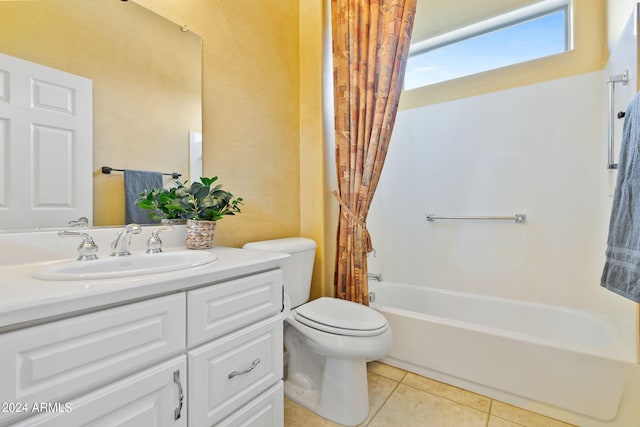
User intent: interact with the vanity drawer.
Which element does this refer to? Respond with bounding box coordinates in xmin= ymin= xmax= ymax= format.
xmin=217 ymin=381 xmax=284 ymax=427
xmin=187 ymin=269 xmax=282 ymax=347
xmin=187 ymin=314 xmax=283 ymax=426
xmin=0 ymin=293 xmax=185 ymax=425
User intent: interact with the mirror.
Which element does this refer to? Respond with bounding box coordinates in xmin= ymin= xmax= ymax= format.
xmin=0 ymin=0 xmax=202 ymax=230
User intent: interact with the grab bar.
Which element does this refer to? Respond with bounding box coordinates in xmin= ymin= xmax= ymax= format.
xmin=426 ymin=213 xmax=526 ymax=224
xmin=607 ymin=70 xmax=629 ymax=170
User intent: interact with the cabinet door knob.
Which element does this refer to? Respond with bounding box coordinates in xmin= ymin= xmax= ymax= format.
xmin=173 ymin=370 xmax=184 ymax=420
xmin=228 ymin=358 xmax=261 ymax=379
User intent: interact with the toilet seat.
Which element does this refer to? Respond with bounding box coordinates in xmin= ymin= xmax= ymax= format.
xmin=293 ymin=297 xmax=388 ymax=337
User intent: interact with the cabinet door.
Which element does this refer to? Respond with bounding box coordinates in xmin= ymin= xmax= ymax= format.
xmin=0 ymin=293 xmax=185 ymax=425
xmin=217 ymin=382 xmax=283 ymax=427
xmin=187 ymin=269 xmax=282 ymax=347
xmin=13 ymin=356 xmax=187 ymax=427
xmin=188 ymin=315 xmax=283 ymax=427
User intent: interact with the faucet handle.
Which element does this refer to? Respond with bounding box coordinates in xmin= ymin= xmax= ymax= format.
xmin=68 ymin=216 xmax=89 ymax=227
xmin=59 ymin=230 xmax=99 ymax=261
xmin=146 ymin=225 xmax=174 ymax=254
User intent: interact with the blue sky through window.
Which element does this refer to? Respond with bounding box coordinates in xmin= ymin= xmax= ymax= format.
xmin=404 ymin=10 xmax=567 ymax=90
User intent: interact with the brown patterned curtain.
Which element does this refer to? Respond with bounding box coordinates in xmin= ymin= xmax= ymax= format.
xmin=331 ymin=0 xmax=416 ymax=305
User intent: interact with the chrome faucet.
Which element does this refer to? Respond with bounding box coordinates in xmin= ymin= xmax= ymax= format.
xmin=367 ymin=272 xmax=383 ymax=282
xmin=111 ymin=224 xmax=142 ymax=256
xmin=58 ymin=230 xmax=99 ymax=261
xmin=146 ymin=225 xmax=173 ymax=253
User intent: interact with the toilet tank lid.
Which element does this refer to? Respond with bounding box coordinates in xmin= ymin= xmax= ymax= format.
xmin=243 ymin=237 xmax=317 ymax=253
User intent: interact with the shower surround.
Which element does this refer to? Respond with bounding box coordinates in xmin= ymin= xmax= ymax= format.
xmin=366 ymin=71 xmax=640 ymax=426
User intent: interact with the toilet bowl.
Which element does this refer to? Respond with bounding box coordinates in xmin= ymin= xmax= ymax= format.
xmin=285 ymin=297 xmax=392 ymax=426
xmin=243 ymin=238 xmax=392 ymax=426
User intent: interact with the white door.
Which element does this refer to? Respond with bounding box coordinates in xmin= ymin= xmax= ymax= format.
xmin=0 ymin=52 xmax=92 ymax=229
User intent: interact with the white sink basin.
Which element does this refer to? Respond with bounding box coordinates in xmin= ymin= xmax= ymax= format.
xmin=32 ymin=250 xmax=217 ymax=281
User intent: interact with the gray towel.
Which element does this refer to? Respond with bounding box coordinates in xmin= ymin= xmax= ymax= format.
xmin=124 ymin=169 xmax=163 ymax=225
xmin=601 ymin=93 xmax=640 ymax=303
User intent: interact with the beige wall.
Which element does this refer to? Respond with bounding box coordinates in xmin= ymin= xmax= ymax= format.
xmin=0 ymin=0 xmax=307 ymax=284
xmin=0 ymin=0 xmax=301 ymax=246
xmin=140 ymin=0 xmax=328 ymax=295
xmin=299 ymin=0 xmax=333 ymax=299
xmin=108 ymin=0 xmax=302 ymax=247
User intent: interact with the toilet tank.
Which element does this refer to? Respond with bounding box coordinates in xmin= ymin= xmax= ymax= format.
xmin=242 ymin=237 xmax=316 ymax=307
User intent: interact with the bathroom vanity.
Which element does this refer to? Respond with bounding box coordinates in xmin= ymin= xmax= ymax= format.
xmin=0 ymin=227 xmax=288 ymax=427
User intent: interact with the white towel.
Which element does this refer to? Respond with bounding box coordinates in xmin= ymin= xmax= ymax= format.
xmin=124 ymin=169 xmax=163 ymax=225
xmin=601 ymin=92 xmax=640 ymax=303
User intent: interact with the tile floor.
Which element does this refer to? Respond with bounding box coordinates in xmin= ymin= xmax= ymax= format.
xmin=284 ymin=361 xmax=576 ymax=427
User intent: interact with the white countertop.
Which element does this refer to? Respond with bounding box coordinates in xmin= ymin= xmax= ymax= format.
xmin=0 ymin=227 xmax=290 ymax=331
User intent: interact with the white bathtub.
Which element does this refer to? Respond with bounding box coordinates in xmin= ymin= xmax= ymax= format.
xmin=369 ymin=281 xmax=640 ymax=427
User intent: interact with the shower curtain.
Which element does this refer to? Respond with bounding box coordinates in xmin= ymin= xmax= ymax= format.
xmin=331 ymin=0 xmax=416 ymax=305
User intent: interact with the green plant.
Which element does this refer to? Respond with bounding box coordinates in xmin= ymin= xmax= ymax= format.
xmin=137 ymin=185 xmax=183 ymax=221
xmin=138 ymin=177 xmax=243 ymax=222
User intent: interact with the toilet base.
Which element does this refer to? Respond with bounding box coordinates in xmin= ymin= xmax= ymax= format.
xmin=285 ymin=358 xmax=369 ymax=426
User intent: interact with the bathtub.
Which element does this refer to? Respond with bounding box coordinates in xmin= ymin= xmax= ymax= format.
xmin=369 ymin=281 xmax=640 ymax=426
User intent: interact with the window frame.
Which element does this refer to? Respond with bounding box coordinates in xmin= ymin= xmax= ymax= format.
xmin=405 ymin=0 xmax=573 ymax=89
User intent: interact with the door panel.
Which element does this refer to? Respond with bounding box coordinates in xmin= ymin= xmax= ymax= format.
xmin=0 ymin=52 xmax=92 ymax=229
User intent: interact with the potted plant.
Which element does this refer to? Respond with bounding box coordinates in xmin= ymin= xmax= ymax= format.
xmin=138 ymin=176 xmax=243 ymax=249
xmin=136 ymin=184 xmax=185 ymax=222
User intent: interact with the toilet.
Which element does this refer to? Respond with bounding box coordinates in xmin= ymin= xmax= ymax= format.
xmin=243 ymin=237 xmax=392 ymax=426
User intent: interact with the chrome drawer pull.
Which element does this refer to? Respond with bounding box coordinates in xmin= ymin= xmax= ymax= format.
xmin=173 ymin=370 xmax=184 ymax=420
xmin=228 ymin=358 xmax=261 ymax=379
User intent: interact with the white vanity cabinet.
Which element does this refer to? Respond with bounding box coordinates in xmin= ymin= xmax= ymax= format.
xmin=187 ymin=269 xmax=284 ymax=426
xmin=0 ymin=293 xmax=186 ymax=427
xmin=12 ymin=356 xmax=187 ymax=427
xmin=0 ymin=266 xmax=285 ymax=427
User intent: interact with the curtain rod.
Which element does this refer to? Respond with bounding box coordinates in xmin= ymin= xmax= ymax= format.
xmin=101 ymin=166 xmax=181 ymax=179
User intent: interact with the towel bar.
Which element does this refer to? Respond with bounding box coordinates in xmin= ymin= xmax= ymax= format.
xmin=101 ymin=166 xmax=181 ymax=179
xmin=607 ymin=70 xmax=629 ymax=170
xmin=426 ymin=213 xmax=526 ymax=223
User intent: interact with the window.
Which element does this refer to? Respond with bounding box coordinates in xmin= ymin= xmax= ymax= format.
xmin=404 ymin=1 xmax=571 ymax=90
